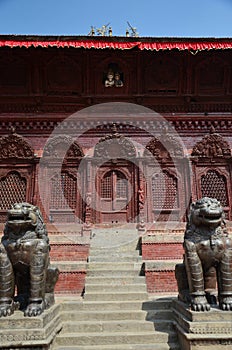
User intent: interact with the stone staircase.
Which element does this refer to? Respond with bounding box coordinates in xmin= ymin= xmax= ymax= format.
xmin=52 ymin=227 xmax=180 ymax=350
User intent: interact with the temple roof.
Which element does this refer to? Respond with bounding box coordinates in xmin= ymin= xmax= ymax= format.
xmin=0 ymin=35 xmax=232 ymax=51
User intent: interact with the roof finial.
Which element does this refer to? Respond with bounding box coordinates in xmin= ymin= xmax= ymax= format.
xmin=96 ymin=23 xmax=110 ymax=36
xmin=127 ymin=21 xmax=139 ymax=37
xmin=88 ymin=26 xmax=95 ymax=36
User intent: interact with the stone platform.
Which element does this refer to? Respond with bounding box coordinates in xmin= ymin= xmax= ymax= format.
xmin=0 ymin=304 xmax=62 ymax=349
xmin=172 ymin=299 xmax=232 ymax=350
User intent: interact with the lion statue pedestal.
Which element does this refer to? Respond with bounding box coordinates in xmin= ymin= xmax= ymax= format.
xmin=173 ymin=197 xmax=232 ymax=350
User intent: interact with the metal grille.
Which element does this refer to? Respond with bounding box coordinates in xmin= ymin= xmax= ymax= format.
xmin=201 ymin=170 xmax=228 ymax=207
xmin=0 ymin=172 xmax=26 ymax=210
xmin=50 ymin=172 xmax=77 ymax=210
xmin=152 ymin=171 xmax=178 ymax=209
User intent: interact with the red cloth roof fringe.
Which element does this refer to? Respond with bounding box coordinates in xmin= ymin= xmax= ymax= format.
xmin=0 ymin=40 xmax=232 ymax=51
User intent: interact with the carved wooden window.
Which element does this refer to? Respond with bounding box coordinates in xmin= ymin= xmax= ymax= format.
xmin=152 ymin=171 xmax=178 ymax=209
xmin=101 ymin=171 xmax=128 ymax=211
xmin=50 ymin=172 xmax=77 ymax=210
xmin=201 ymin=170 xmax=228 ymax=207
xmin=0 ymin=172 xmax=27 ymax=210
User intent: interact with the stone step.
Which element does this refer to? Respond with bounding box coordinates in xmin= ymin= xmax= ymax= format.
xmin=84 ymin=292 xmax=148 ymax=301
xmin=61 ymin=310 xmax=148 ymax=321
xmin=146 ymin=309 xmax=174 ymax=322
xmin=89 ymin=248 xmax=141 ymax=257
xmin=89 ymin=249 xmax=140 ymax=256
xmin=87 ymin=262 xmax=142 ymax=270
xmin=85 ymin=283 xmax=147 ymax=293
xmin=90 ymin=230 xmax=140 ymax=251
xmin=152 ymin=319 xmax=175 ymax=332
xmin=142 ymin=298 xmax=175 ymax=311
xmin=55 ymin=330 xmax=177 ymax=346
xmin=60 ymin=308 xmax=173 ymax=328
xmin=86 ymin=269 xmax=142 ymax=277
xmin=62 ymin=319 xmax=155 ymax=333
xmin=61 ymin=300 xmax=147 ymax=312
xmin=54 ymin=344 xmax=180 ymax=350
xmin=85 ymin=276 xmax=146 ymax=284
xmin=88 ymin=255 xmax=142 ymax=262
xmin=89 ymin=248 xmax=140 ymax=254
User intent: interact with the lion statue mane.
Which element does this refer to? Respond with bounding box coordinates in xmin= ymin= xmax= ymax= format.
xmin=175 ymin=197 xmax=232 ymax=311
xmin=0 ymin=203 xmax=59 ymax=317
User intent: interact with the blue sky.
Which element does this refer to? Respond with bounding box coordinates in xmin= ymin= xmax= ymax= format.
xmin=0 ymin=0 xmax=231 ymax=37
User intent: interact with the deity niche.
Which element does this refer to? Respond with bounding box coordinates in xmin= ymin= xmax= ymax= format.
xmin=104 ymin=67 xmax=124 ymax=88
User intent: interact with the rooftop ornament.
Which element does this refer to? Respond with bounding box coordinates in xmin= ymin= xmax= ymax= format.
xmin=88 ymin=22 xmax=139 ymax=37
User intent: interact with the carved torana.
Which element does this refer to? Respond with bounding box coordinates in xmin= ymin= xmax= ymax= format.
xmin=94 ymin=125 xmax=136 ymax=159
xmin=0 ymin=132 xmax=34 ymax=160
xmin=192 ymin=129 xmax=231 ymax=158
xmin=43 ymin=135 xmax=84 ymax=159
xmin=144 ymin=132 xmax=184 ymax=161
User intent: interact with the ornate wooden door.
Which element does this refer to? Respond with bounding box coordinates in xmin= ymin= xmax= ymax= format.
xmin=100 ymin=170 xmax=129 ymax=223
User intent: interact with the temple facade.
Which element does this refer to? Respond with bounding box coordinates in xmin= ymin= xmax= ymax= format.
xmin=0 ymin=35 xmax=232 ymax=294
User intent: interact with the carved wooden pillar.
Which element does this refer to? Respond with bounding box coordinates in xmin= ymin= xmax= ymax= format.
xmin=138 ymin=159 xmax=146 ymax=222
xmin=85 ymin=159 xmax=92 ymax=225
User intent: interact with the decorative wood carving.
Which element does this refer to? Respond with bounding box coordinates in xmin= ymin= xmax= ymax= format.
xmin=1 ymin=117 xmax=232 ymax=136
xmin=0 ymin=131 xmax=34 ymax=159
xmin=94 ymin=125 xmax=136 ymax=159
xmin=144 ymin=132 xmax=184 ymax=161
xmin=43 ymin=135 xmax=84 ymax=159
xmin=191 ymin=128 xmax=231 ymax=158
xmin=0 ymin=101 xmax=231 ymax=115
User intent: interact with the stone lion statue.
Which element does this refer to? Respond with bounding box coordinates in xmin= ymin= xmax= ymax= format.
xmin=175 ymin=197 xmax=232 ymax=311
xmin=0 ymin=203 xmax=59 ymax=317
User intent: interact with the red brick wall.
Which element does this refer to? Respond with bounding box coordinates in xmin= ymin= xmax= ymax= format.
xmin=55 ymin=271 xmax=86 ymax=294
xmin=142 ymin=237 xmax=183 ymax=293
xmin=50 ymin=243 xmax=89 ymax=295
xmin=145 ymin=271 xmax=177 ymax=293
xmin=50 ymin=244 xmax=89 ymax=261
xmin=142 ymin=242 xmax=184 ymax=260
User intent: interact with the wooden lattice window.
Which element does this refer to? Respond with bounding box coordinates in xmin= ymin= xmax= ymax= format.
xmin=201 ymin=170 xmax=228 ymax=207
xmin=50 ymin=172 xmax=77 ymax=210
xmin=152 ymin=171 xmax=178 ymax=209
xmin=0 ymin=172 xmax=27 ymax=210
xmin=101 ymin=173 xmax=112 ymax=199
xmin=116 ymin=173 xmax=128 ymax=198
